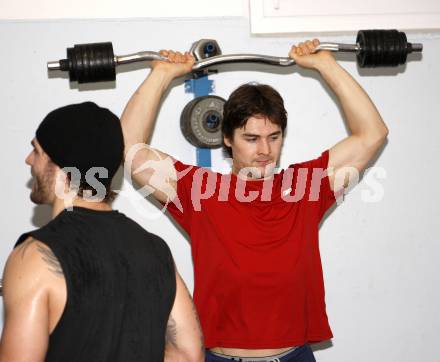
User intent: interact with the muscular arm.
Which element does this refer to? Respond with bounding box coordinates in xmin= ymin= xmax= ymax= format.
xmin=121 ymin=52 xmax=194 ymax=203
xmin=318 ymin=58 xmax=388 ymax=190
xmin=0 ymin=237 xmax=65 ymax=362
xmin=290 ymin=40 xmax=389 ymax=191
xmin=164 ymin=271 xmax=204 ymax=362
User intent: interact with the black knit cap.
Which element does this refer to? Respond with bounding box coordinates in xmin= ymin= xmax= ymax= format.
xmin=36 ymin=102 xmax=124 ymax=188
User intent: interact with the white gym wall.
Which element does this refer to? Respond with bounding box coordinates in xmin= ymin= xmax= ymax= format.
xmin=0 ymin=0 xmax=249 ymax=19
xmin=0 ymin=2 xmax=439 ymax=362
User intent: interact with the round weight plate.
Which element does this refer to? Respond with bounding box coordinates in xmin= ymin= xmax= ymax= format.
xmin=357 ymin=30 xmax=409 ymax=68
xmin=180 ymin=95 xmax=225 ymax=148
xmin=67 ymin=42 xmax=115 ymax=83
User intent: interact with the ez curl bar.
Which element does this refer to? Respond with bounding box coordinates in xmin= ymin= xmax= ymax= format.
xmin=47 ymin=29 xmax=423 ymax=84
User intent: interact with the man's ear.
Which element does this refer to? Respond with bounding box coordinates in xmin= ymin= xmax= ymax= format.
xmin=224 ymin=136 xmax=232 ymax=148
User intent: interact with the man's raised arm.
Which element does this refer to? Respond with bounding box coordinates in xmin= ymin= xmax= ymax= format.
xmin=289 ymin=40 xmax=389 ymax=192
xmin=121 ymin=51 xmax=194 ymax=203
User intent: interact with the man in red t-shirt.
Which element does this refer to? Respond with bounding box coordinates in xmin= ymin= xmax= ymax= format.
xmin=121 ymin=40 xmax=388 ymax=361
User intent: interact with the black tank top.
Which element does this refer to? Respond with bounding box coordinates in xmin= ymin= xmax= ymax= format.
xmin=15 ymin=206 xmax=176 ymax=362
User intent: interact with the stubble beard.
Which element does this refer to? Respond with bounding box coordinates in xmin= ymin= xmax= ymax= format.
xmin=30 ymin=166 xmax=55 ymax=205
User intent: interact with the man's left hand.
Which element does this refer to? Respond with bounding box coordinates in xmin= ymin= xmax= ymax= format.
xmin=289 ymin=39 xmax=335 ymax=70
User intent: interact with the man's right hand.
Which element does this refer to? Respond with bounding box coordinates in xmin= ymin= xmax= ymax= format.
xmin=151 ymin=50 xmax=195 ymax=79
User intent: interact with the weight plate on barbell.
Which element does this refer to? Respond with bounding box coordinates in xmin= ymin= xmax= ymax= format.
xmin=357 ymin=30 xmax=409 ymax=68
xmin=67 ymin=42 xmax=116 ymax=83
xmin=180 ymin=95 xmax=226 ymax=148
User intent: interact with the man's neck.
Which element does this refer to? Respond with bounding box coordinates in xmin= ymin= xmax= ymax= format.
xmin=51 ymin=197 xmax=112 ymax=219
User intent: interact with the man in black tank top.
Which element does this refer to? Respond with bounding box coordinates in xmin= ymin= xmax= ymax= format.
xmin=0 ymin=102 xmax=204 ymax=362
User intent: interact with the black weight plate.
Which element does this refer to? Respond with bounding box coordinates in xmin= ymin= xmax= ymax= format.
xmin=357 ymin=30 xmax=409 ymax=68
xmin=180 ymin=95 xmax=225 ymax=148
xmin=67 ymin=42 xmax=115 ymax=83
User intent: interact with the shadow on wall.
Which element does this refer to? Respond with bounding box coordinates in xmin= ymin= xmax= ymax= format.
xmin=31 ymin=204 xmax=53 ymax=228
xmin=48 ymin=61 xmax=176 ymax=92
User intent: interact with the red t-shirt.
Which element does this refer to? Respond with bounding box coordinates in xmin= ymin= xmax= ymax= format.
xmin=164 ymin=150 xmax=337 ymax=348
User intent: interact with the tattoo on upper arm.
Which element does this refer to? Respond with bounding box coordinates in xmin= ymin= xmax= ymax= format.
xmin=183 ymin=282 xmax=205 ymax=351
xmin=166 ymin=274 xmax=205 ymax=352
xmin=16 ymin=237 xmax=64 ymax=278
xmin=36 ymin=245 xmax=64 ymax=277
xmin=165 ymin=315 xmax=178 ymax=348
xmin=18 ymin=237 xmax=35 ymax=259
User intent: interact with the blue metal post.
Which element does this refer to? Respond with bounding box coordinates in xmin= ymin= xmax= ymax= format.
xmin=184 ymin=76 xmax=215 ymax=168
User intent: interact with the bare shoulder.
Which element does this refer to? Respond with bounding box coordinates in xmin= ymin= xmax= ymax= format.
xmin=10 ymin=237 xmax=63 ymax=276
xmin=3 ymin=237 xmax=64 ymax=302
xmin=0 ymin=237 xmax=63 ymax=360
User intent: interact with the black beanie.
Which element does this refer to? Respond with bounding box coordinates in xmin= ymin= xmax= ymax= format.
xmin=36 ymin=102 xmax=124 ymax=188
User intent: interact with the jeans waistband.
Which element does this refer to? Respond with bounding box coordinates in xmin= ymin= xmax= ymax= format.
xmin=207 ymin=345 xmax=301 ymax=362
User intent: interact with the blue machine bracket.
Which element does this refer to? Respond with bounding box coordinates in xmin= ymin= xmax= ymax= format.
xmin=184 ymin=75 xmax=215 ymax=168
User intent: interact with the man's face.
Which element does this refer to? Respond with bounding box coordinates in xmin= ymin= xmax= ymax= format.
xmin=25 ymin=138 xmax=57 ymax=204
xmin=224 ymin=116 xmax=283 ymax=179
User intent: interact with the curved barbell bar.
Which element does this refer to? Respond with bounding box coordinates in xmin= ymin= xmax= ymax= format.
xmin=47 ymin=43 xmax=365 ymax=72
xmin=47 ymin=31 xmax=423 ymax=84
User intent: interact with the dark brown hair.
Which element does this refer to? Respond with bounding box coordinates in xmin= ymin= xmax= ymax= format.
xmin=75 ymin=180 xmax=116 ymax=203
xmin=66 ymin=172 xmax=117 ymax=203
xmin=222 ymin=83 xmax=287 ymax=157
